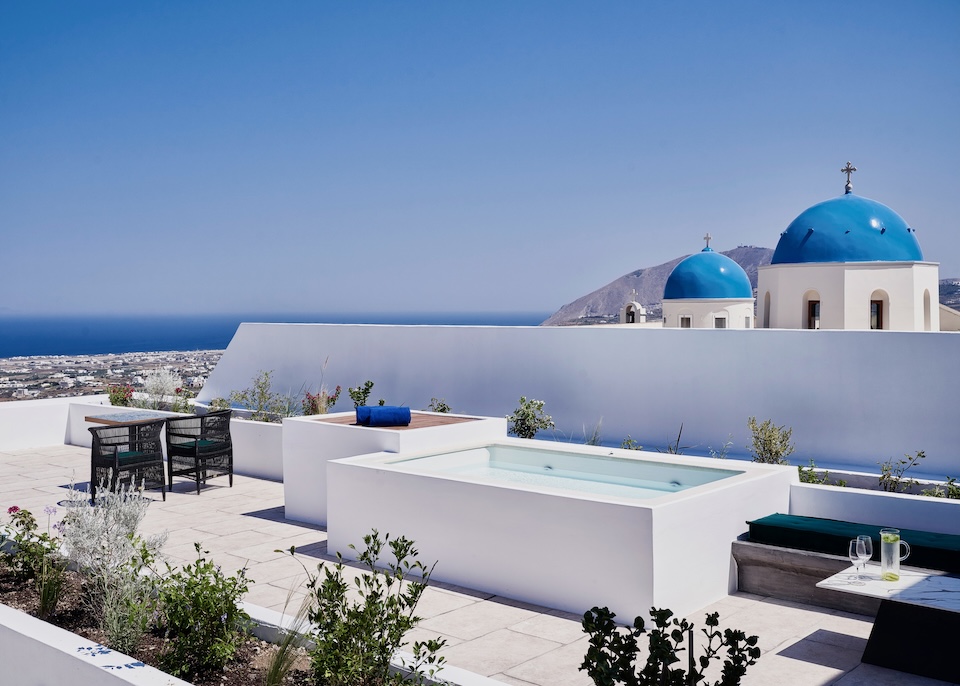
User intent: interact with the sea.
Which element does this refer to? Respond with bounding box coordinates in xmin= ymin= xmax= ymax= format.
xmin=0 ymin=312 xmax=552 ymax=358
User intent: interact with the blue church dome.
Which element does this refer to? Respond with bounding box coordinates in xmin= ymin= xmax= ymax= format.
xmin=663 ymin=248 xmax=753 ymax=300
xmin=771 ymin=193 xmax=923 ymax=265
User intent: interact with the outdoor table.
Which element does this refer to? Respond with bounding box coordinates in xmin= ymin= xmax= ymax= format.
xmin=817 ymin=564 xmax=960 ymax=683
xmin=85 ymin=410 xmax=172 ymax=425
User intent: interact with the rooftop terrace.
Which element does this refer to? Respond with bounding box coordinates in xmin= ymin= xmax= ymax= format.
xmin=0 ymin=443 xmax=949 ymax=685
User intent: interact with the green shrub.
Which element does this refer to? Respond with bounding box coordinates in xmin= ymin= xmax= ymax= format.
xmin=157 ymin=543 xmax=251 ymax=679
xmin=620 ymin=436 xmax=643 ymax=451
xmin=507 ymin=396 xmax=555 ymax=439
xmin=349 ymin=380 xmax=385 ymax=408
xmin=230 ymin=370 xmax=296 ymax=422
xmin=580 ymin=605 xmax=760 ymax=686
xmin=107 ymin=384 xmax=133 ymax=407
xmin=428 ymin=397 xmax=451 ymax=413
xmin=285 ymin=530 xmax=446 ymax=686
xmin=746 ymin=417 xmax=795 ymax=465
xmin=879 ymin=451 xmax=925 ymax=493
xmin=922 ymin=476 xmax=960 ymax=499
xmin=3 ymin=506 xmax=68 ymax=620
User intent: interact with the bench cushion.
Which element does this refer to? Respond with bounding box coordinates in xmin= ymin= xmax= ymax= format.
xmin=747 ymin=513 xmax=960 ymax=573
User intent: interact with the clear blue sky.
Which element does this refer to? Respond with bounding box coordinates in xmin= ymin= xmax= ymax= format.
xmin=2 ymin=1 xmax=958 ymax=316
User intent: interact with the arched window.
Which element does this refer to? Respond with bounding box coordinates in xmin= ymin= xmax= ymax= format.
xmin=923 ymin=289 xmax=932 ymax=331
xmin=762 ymin=292 xmax=771 ymax=328
xmin=870 ymin=290 xmax=889 ymax=330
xmin=802 ymin=290 xmax=821 ymax=330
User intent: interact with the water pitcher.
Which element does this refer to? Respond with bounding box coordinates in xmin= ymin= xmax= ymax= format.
xmin=879 ymin=528 xmax=911 ymax=581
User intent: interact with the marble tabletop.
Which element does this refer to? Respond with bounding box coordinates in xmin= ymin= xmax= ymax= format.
xmin=85 ymin=410 xmax=172 ymax=425
xmin=817 ymin=564 xmax=960 ymax=612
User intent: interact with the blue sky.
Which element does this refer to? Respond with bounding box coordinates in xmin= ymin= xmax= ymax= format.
xmin=2 ymin=1 xmax=958 ymax=315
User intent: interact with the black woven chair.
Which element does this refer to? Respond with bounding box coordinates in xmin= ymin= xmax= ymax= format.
xmin=89 ymin=419 xmax=167 ymax=501
xmin=165 ymin=409 xmax=233 ymax=494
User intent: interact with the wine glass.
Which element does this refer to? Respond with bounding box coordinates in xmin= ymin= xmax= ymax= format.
xmin=856 ymin=535 xmax=873 ymax=580
xmin=848 ymin=539 xmax=865 ymax=585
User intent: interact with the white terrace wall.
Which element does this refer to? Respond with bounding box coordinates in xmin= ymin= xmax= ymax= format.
xmin=0 ymin=396 xmax=108 ymax=451
xmin=198 ymin=324 xmax=960 ymax=478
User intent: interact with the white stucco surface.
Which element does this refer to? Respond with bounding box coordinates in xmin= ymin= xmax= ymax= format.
xmin=327 ymin=443 xmax=795 ymax=621
xmin=789 ymin=483 xmax=960 ymax=536
xmin=197 ymin=323 xmax=960 ymax=478
xmin=282 ymin=412 xmax=506 ymax=525
xmin=662 ymin=299 xmax=754 ymax=328
xmin=758 ymin=261 xmax=941 ymax=330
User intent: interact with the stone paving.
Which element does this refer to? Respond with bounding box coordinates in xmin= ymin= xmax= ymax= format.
xmin=0 ymin=444 xmax=950 ymax=686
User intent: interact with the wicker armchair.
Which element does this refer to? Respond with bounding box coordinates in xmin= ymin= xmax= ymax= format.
xmin=89 ymin=420 xmax=167 ymax=501
xmin=165 ymin=409 xmax=233 ymax=494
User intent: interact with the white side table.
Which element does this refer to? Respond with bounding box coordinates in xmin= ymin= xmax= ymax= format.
xmin=817 ymin=564 xmax=960 ymax=683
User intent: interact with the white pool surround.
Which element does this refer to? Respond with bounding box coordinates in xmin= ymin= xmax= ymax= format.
xmin=327 ymin=439 xmax=796 ymax=621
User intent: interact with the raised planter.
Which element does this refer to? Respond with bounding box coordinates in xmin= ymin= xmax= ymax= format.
xmin=282 ymin=411 xmax=507 ymax=526
xmin=0 ymin=601 xmax=191 ymax=686
xmin=230 ymin=417 xmax=284 ymax=482
xmin=0 ymin=596 xmax=502 ymax=686
xmin=789 ymin=482 xmax=960 ymax=536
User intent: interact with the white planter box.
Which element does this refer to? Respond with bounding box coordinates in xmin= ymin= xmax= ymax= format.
xmin=789 ymin=482 xmax=960 ymax=535
xmin=0 ymin=601 xmax=191 ymax=685
xmin=230 ymin=418 xmax=284 ymax=482
xmin=282 ymin=411 xmax=507 ymax=526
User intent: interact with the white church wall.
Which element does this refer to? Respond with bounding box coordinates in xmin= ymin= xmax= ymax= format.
xmin=841 ymin=263 xmax=939 ymax=330
xmin=758 ymin=264 xmax=845 ymax=329
xmin=662 ymin=300 xmax=754 ymax=329
xmin=759 ymin=262 xmax=940 ymax=331
xmin=198 ymin=323 xmax=960 ymax=477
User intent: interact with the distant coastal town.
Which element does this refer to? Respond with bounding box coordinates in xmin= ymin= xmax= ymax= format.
xmin=0 ymin=350 xmax=222 ymax=402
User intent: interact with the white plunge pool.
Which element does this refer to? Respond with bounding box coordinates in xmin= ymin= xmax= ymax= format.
xmin=327 ymin=438 xmax=796 ymax=621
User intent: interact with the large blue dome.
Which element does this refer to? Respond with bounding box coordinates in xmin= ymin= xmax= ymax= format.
xmin=772 ymin=193 xmax=923 ymax=265
xmin=663 ymin=249 xmax=753 ymax=300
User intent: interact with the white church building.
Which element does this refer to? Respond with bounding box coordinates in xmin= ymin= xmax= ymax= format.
xmin=663 ymin=164 xmax=949 ymax=332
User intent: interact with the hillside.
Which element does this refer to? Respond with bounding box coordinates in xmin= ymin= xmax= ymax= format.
xmin=543 ymin=249 xmax=960 ymax=326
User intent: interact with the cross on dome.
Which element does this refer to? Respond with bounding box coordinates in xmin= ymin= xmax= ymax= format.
xmin=703 ymin=232 xmax=713 ymax=250
xmin=841 ymin=162 xmax=857 ymax=194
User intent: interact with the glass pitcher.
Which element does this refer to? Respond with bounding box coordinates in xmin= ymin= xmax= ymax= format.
xmin=880 ymin=528 xmax=911 ymax=581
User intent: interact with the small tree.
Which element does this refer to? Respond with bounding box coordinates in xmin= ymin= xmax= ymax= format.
xmin=746 ymin=416 xmax=795 ymax=465
xmin=507 ymin=396 xmax=555 ymax=439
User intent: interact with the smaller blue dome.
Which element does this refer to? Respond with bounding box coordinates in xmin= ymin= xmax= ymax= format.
xmin=663 ymin=248 xmax=753 ymax=300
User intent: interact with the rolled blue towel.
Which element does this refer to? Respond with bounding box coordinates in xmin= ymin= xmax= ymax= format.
xmin=356 ymin=406 xmax=373 ymax=425
xmin=366 ymin=406 xmax=411 ymax=427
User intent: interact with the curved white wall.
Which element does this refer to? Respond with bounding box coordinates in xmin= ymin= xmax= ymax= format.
xmin=198 ymin=324 xmax=960 ymax=478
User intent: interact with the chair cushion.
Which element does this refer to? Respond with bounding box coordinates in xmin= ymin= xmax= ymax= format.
xmin=747 ymin=513 xmax=960 ymax=573
xmin=117 ymin=450 xmax=156 ymax=464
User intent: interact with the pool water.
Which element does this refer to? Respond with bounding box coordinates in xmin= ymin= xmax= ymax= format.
xmin=390 ymin=444 xmax=742 ymax=500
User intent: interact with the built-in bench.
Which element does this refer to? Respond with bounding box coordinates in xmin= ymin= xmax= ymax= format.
xmin=733 ymin=513 xmax=960 ymax=615
xmin=747 ymin=513 xmax=960 ymax=573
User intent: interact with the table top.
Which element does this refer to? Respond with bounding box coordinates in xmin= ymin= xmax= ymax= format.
xmin=85 ymin=410 xmax=171 ymax=425
xmin=817 ymin=564 xmax=960 ymax=612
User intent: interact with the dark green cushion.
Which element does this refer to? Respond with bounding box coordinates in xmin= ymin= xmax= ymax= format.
xmin=747 ymin=513 xmax=960 ymax=573
xmin=117 ymin=450 xmax=155 ymax=464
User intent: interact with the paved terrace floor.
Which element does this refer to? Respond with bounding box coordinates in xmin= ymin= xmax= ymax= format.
xmin=0 ymin=445 xmax=950 ymax=686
